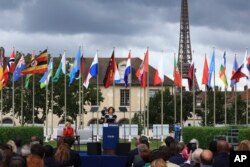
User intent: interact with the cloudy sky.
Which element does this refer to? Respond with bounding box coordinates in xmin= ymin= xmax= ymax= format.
xmin=1 ymin=0 xmax=250 ymax=90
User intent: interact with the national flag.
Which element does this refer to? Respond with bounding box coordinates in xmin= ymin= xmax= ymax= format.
xmin=219 ymin=52 xmax=228 ymax=88
xmin=231 ymin=64 xmax=247 ymax=81
xmin=124 ymin=51 xmax=131 ymax=87
xmin=40 ymin=58 xmax=53 ymax=88
xmin=25 ymin=74 xmax=32 ymax=89
xmin=52 ymin=52 xmax=66 ymax=82
xmin=83 ymin=52 xmax=98 ymax=88
xmin=13 ymin=54 xmax=26 ymax=82
xmin=187 ymin=63 xmax=194 ymax=91
xmin=136 ymin=49 xmax=149 ymax=88
xmin=114 ymin=58 xmax=121 ymax=84
xmin=154 ymin=54 xmax=164 ymax=86
xmin=0 ymin=49 xmax=16 ymax=88
xmin=69 ymin=48 xmax=81 ymax=85
xmin=242 ymin=50 xmax=250 ymax=78
xmin=103 ymin=50 xmax=118 ymax=88
xmin=0 ymin=47 xmax=5 ymax=90
xmin=208 ymin=50 xmax=215 ymax=88
xmin=230 ymin=56 xmax=239 ymax=87
xmin=174 ymin=55 xmax=182 ymax=87
xmin=202 ymin=56 xmax=209 ymax=85
xmin=21 ymin=49 xmax=48 ymax=75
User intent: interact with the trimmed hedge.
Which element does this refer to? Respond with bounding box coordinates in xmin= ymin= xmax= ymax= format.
xmin=0 ymin=126 xmax=43 ymax=144
xmin=238 ymin=128 xmax=250 ymax=141
xmin=182 ymin=127 xmax=228 ymax=148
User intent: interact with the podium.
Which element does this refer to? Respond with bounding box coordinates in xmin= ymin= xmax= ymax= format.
xmin=103 ymin=123 xmax=119 ymax=154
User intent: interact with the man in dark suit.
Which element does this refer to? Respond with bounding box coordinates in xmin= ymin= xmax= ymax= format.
xmin=126 ymin=135 xmax=149 ymax=167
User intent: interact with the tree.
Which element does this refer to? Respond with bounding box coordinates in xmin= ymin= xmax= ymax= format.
xmin=2 ymin=54 xmax=103 ymax=124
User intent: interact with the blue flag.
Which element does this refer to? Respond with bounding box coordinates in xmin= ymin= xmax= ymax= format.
xmin=208 ymin=50 xmax=215 ymax=88
xmin=69 ymin=48 xmax=81 ymax=85
xmin=13 ymin=55 xmax=26 ymax=82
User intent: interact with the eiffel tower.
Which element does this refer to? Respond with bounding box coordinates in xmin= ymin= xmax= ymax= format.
xmin=177 ymin=0 xmax=199 ymax=90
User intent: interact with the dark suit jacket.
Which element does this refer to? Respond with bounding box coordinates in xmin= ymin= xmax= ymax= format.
xmin=213 ymin=152 xmax=229 ymax=167
xmin=126 ymin=148 xmax=139 ymax=167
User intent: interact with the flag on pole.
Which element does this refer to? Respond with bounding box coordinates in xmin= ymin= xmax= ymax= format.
xmin=21 ymin=49 xmax=48 ymax=75
xmin=124 ymin=51 xmax=131 ymax=87
xmin=0 ymin=47 xmax=5 ymax=90
xmin=24 ymin=53 xmax=35 ymax=89
xmin=83 ymin=52 xmax=98 ymax=88
xmin=0 ymin=49 xmax=16 ymax=88
xmin=202 ymin=56 xmax=209 ymax=85
xmin=13 ymin=55 xmax=26 ymax=82
xmin=230 ymin=56 xmax=239 ymax=88
xmin=187 ymin=63 xmax=194 ymax=91
xmin=208 ymin=50 xmax=215 ymax=88
xmin=173 ymin=55 xmax=182 ymax=87
xmin=219 ymin=52 xmax=228 ymax=88
xmin=69 ymin=48 xmax=81 ymax=85
xmin=136 ymin=49 xmax=149 ymax=88
xmin=40 ymin=58 xmax=53 ymax=88
xmin=231 ymin=64 xmax=247 ymax=81
xmin=52 ymin=52 xmax=66 ymax=82
xmin=241 ymin=50 xmax=249 ymax=78
xmin=154 ymin=54 xmax=164 ymax=86
xmin=103 ymin=50 xmax=120 ymax=88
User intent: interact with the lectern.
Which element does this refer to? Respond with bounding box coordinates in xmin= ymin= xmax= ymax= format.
xmin=102 ymin=123 xmax=119 ymax=154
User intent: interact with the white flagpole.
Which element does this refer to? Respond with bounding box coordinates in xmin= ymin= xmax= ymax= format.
xmin=147 ymin=56 xmax=149 ymax=137
xmin=32 ymin=75 xmax=35 ymax=125
xmin=51 ymin=57 xmax=54 ymax=140
xmin=246 ymin=48 xmax=249 ymax=125
xmin=161 ymin=81 xmax=164 ymax=141
xmin=96 ymin=50 xmax=100 ymax=141
xmin=129 ymin=51 xmax=132 ymax=142
xmin=205 ymin=86 xmax=207 ymax=126
xmin=174 ymin=53 xmax=177 ymax=123
xmin=21 ymin=77 xmax=24 ymax=125
xmin=225 ymin=88 xmax=227 ymax=125
xmin=45 ymin=83 xmax=48 ymax=141
xmin=64 ymin=52 xmax=67 ymax=123
xmin=235 ymin=84 xmax=237 ymax=125
xmin=192 ymin=51 xmax=195 ymax=126
xmin=213 ymin=48 xmax=216 ymax=126
xmin=12 ymin=72 xmax=15 ymax=126
xmin=180 ymin=52 xmax=183 ymax=133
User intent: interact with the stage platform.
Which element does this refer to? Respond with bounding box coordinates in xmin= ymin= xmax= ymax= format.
xmin=79 ymin=151 xmax=128 ymax=167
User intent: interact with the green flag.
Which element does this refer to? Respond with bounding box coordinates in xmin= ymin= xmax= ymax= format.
xmin=52 ymin=62 xmax=62 ymax=82
xmin=25 ymin=74 xmax=32 ymax=89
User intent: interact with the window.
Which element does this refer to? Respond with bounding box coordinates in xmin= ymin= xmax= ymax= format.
xmin=120 ymin=89 xmax=130 ymax=106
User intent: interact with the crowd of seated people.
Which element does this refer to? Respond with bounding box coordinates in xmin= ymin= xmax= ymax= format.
xmin=126 ymin=135 xmax=250 ymax=167
xmin=0 ymin=134 xmax=81 ymax=167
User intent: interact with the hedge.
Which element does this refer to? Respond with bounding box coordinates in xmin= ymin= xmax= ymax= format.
xmin=0 ymin=126 xmax=43 ymax=144
xmin=182 ymin=126 xmax=250 ymax=148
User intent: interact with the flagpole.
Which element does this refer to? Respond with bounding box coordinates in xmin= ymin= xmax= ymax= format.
xmin=64 ymin=52 xmax=67 ymax=123
xmin=174 ymin=53 xmax=177 ymax=124
xmin=214 ymin=63 xmax=216 ymax=126
xmin=45 ymin=84 xmax=48 ymax=141
xmin=205 ymin=86 xmax=207 ymax=126
xmin=129 ymin=51 xmax=132 ymax=142
xmin=225 ymin=88 xmax=227 ymax=125
xmin=180 ymin=53 xmax=183 ymax=135
xmin=161 ymin=81 xmax=164 ymax=141
xmin=12 ymin=73 xmax=15 ymax=126
xmin=32 ymin=75 xmax=35 ymax=125
xmin=143 ymin=88 xmax=146 ymax=134
xmin=235 ymin=84 xmax=237 ymax=125
xmin=21 ymin=77 xmax=24 ymax=126
xmin=246 ymin=48 xmax=249 ymax=125
xmin=147 ymin=57 xmax=149 ymax=137
xmin=82 ymin=84 xmax=84 ymax=129
xmin=96 ymin=50 xmax=100 ymax=141
xmin=51 ymin=58 xmax=54 ymax=139
xmin=0 ymin=90 xmax=2 ymax=126
xmin=79 ymin=60 xmax=81 ymax=129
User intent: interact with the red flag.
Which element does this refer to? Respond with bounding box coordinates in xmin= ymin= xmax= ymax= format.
xmin=231 ymin=64 xmax=248 ymax=81
xmin=136 ymin=49 xmax=149 ymax=88
xmin=103 ymin=50 xmax=115 ymax=88
xmin=154 ymin=70 xmax=161 ymax=86
xmin=174 ymin=56 xmax=182 ymax=87
xmin=188 ymin=63 xmax=194 ymax=90
xmin=154 ymin=55 xmax=164 ymax=86
xmin=1 ymin=49 xmax=16 ymax=87
xmin=202 ymin=56 xmax=209 ymax=85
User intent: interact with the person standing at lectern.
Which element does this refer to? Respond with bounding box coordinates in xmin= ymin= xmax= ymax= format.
xmin=63 ymin=122 xmax=74 ymax=137
xmin=105 ymin=106 xmax=117 ymax=123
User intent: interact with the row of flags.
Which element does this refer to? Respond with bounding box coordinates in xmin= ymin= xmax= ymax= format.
xmin=1 ymin=47 xmax=249 ymax=92
xmin=201 ymin=50 xmax=250 ymax=90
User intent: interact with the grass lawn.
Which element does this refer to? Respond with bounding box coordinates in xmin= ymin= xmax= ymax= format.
xmin=44 ymin=139 xmax=165 ymax=151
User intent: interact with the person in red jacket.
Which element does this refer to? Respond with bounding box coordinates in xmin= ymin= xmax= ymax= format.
xmin=63 ymin=122 xmax=74 ymax=137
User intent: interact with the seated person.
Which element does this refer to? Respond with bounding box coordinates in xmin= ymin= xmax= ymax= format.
xmin=63 ymin=122 xmax=74 ymax=137
xmin=105 ymin=106 xmax=117 ymax=123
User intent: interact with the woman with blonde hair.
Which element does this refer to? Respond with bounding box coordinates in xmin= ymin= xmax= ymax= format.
xmin=151 ymin=158 xmax=167 ymax=167
xmin=237 ymin=140 xmax=250 ymax=151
